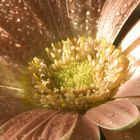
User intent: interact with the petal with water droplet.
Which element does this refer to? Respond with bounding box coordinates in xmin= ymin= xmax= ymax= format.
xmin=39 ymin=112 xmax=78 ymax=140
xmin=0 ymin=92 xmax=31 ymax=126
xmin=102 ymin=122 xmax=140 ymax=140
xmin=0 ymin=109 xmax=57 ymax=140
xmin=121 ymin=20 xmax=140 ymax=54
xmin=86 ymin=100 xmax=140 ymax=130
xmin=69 ymin=115 xmax=100 ymax=140
xmin=0 ymin=0 xmax=50 ymax=64
xmin=114 ymin=76 xmax=140 ymax=98
xmin=97 ymin=0 xmax=140 ymax=43
xmin=82 ymin=115 xmax=100 ymax=140
xmin=120 ymin=97 xmax=140 ymax=111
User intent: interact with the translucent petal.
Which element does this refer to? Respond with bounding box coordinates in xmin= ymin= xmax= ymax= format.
xmin=0 ymin=0 xmax=105 ymax=64
xmin=86 ymin=100 xmax=140 ymax=130
xmin=70 ymin=115 xmax=100 ymax=140
xmin=0 ymin=91 xmax=31 ymax=126
xmin=114 ymin=76 xmax=140 ymax=98
xmin=0 ymin=110 xmax=79 ymax=140
xmin=0 ymin=0 xmax=49 ymax=64
xmin=102 ymin=123 xmax=140 ymax=140
xmin=97 ymin=0 xmax=140 ymax=43
xmin=121 ymin=20 xmax=140 ymax=53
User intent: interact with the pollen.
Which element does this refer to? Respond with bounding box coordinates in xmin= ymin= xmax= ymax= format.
xmin=26 ymin=37 xmax=129 ymax=112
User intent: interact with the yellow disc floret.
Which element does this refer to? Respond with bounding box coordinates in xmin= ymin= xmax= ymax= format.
xmin=26 ymin=37 xmax=129 ymax=112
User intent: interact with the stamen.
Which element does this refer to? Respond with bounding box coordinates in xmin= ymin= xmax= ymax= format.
xmin=25 ymin=37 xmax=130 ymax=112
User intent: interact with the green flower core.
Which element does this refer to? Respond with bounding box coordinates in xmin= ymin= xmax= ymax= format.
xmin=26 ymin=37 xmax=129 ymax=112
xmin=52 ymin=61 xmax=93 ymax=90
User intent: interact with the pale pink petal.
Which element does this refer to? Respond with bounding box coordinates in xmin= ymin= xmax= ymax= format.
xmin=0 ymin=56 xmax=32 ymax=124
xmin=123 ymin=36 xmax=140 ymax=79
xmin=102 ymin=122 xmax=140 ymax=140
xmin=39 ymin=112 xmax=78 ymax=140
xmin=128 ymin=98 xmax=140 ymax=109
xmin=0 ymin=0 xmax=48 ymax=64
xmin=0 ymin=92 xmax=31 ymax=126
xmin=97 ymin=0 xmax=140 ymax=43
xmin=86 ymin=100 xmax=140 ymax=130
xmin=70 ymin=115 xmax=100 ymax=140
xmin=82 ymin=115 xmax=100 ymax=140
xmin=121 ymin=20 xmax=140 ymax=53
xmin=0 ymin=57 xmax=26 ymax=93
xmin=123 ymin=37 xmax=140 ymax=66
xmin=0 ymin=109 xmax=58 ymax=140
xmin=130 ymin=57 xmax=140 ymax=80
xmin=0 ymin=110 xmax=79 ymax=140
xmin=120 ymin=20 xmax=140 ymax=79
xmin=119 ymin=98 xmax=140 ymax=111
xmin=25 ymin=0 xmax=105 ymax=38
xmin=0 ymin=0 xmax=105 ymax=64
xmin=114 ymin=76 xmax=140 ymax=98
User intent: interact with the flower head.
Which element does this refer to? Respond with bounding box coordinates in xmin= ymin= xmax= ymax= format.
xmin=26 ymin=37 xmax=129 ymax=112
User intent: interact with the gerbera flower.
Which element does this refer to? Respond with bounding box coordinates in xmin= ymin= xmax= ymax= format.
xmin=0 ymin=0 xmax=140 ymax=140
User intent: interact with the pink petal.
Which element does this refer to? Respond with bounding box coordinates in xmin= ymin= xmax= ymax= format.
xmin=0 ymin=56 xmax=26 ymax=90
xmin=0 ymin=0 xmax=104 ymax=64
xmin=119 ymin=98 xmax=140 ymax=111
xmin=124 ymin=38 xmax=140 ymax=66
xmin=0 ymin=110 xmax=79 ymax=140
xmin=130 ymin=58 xmax=140 ymax=80
xmin=0 ymin=1 xmax=49 ymax=64
xmin=0 ymin=109 xmax=57 ymax=140
xmin=0 ymin=92 xmax=31 ymax=126
xmin=27 ymin=112 xmax=78 ymax=140
xmin=70 ymin=115 xmax=100 ymax=140
xmin=97 ymin=0 xmax=140 ymax=43
xmin=121 ymin=20 xmax=140 ymax=54
xmin=102 ymin=122 xmax=140 ymax=140
xmin=86 ymin=100 xmax=140 ymax=130
xmin=114 ymin=76 xmax=140 ymax=98
xmin=81 ymin=115 xmax=100 ymax=140
xmin=39 ymin=112 xmax=78 ymax=140
xmin=24 ymin=0 xmax=104 ymax=38
xmin=128 ymin=98 xmax=140 ymax=110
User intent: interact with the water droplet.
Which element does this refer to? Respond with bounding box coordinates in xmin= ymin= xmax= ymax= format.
xmin=16 ymin=18 xmax=21 ymax=22
xmin=124 ymin=4 xmax=128 ymax=8
xmin=97 ymin=8 xmax=101 ymax=12
xmin=85 ymin=26 xmax=89 ymax=30
xmin=109 ymin=121 xmax=113 ymax=125
xmin=96 ymin=20 xmax=99 ymax=23
xmin=18 ymin=0 xmax=22 ymax=3
xmin=73 ymin=22 xmax=78 ymax=26
xmin=116 ymin=12 xmax=120 ymax=16
xmin=86 ymin=11 xmax=90 ymax=16
xmin=71 ymin=9 xmax=75 ymax=14
xmin=107 ymin=112 xmax=115 ymax=118
xmin=17 ymin=28 xmax=22 ymax=32
xmin=69 ymin=0 xmax=74 ymax=3
xmin=57 ymin=17 xmax=61 ymax=22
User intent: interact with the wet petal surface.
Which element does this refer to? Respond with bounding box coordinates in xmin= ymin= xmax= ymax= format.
xmin=102 ymin=122 xmax=140 ymax=140
xmin=86 ymin=100 xmax=140 ymax=130
xmin=0 ymin=110 xmax=79 ymax=140
xmin=97 ymin=0 xmax=140 ymax=43
xmin=0 ymin=92 xmax=31 ymax=126
xmin=70 ymin=115 xmax=100 ymax=140
xmin=0 ymin=0 xmax=105 ymax=64
xmin=114 ymin=76 xmax=140 ymax=98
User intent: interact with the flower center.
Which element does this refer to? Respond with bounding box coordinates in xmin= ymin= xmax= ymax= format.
xmin=25 ymin=37 xmax=129 ymax=112
xmin=52 ymin=60 xmax=93 ymax=90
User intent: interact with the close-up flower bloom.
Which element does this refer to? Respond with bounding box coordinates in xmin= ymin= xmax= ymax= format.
xmin=0 ymin=0 xmax=140 ymax=140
